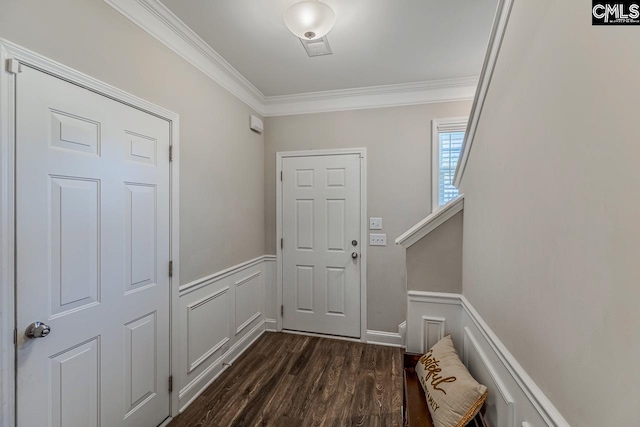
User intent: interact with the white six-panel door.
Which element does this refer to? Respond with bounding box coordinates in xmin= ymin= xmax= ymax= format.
xmin=16 ymin=66 xmax=171 ymax=427
xmin=282 ymin=154 xmax=361 ymax=338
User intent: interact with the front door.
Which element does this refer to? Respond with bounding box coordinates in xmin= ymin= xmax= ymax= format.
xmin=16 ymin=66 xmax=171 ymax=427
xmin=281 ymin=153 xmax=362 ymax=338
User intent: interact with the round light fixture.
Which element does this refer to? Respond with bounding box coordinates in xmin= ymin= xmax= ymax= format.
xmin=283 ymin=1 xmax=336 ymax=40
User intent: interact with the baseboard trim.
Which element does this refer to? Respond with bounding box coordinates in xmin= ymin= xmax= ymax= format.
xmin=178 ymin=319 xmax=266 ymax=412
xmin=398 ymin=321 xmax=407 ymax=345
xmin=277 ymin=326 xmax=407 ymax=348
xmin=365 ymin=329 xmax=405 ymax=348
xmin=407 ymin=291 xmax=570 ymax=427
xmin=265 ymin=318 xmax=277 ymax=331
xmin=282 ymin=329 xmax=362 ymax=343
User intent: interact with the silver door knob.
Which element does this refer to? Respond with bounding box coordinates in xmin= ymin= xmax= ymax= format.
xmin=25 ymin=322 xmax=51 ymax=339
xmin=351 ymin=252 xmax=359 ymax=259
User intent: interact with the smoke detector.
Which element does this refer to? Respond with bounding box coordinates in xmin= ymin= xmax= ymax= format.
xmin=300 ymin=36 xmax=332 ymax=57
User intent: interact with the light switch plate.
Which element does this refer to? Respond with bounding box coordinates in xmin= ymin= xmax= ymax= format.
xmin=369 ymin=233 xmax=386 ymax=246
xmin=369 ymin=217 xmax=382 ymax=230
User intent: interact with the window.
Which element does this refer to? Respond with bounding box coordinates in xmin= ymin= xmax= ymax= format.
xmin=432 ymin=118 xmax=468 ymax=210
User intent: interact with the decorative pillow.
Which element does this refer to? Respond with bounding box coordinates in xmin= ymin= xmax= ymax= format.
xmin=415 ymin=335 xmax=487 ymax=427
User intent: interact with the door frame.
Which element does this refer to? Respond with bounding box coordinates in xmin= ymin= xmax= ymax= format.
xmin=0 ymin=39 xmax=181 ymax=426
xmin=275 ymin=148 xmax=367 ymax=341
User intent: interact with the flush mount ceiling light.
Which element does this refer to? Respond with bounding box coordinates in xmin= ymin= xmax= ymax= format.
xmin=283 ymin=1 xmax=336 ymax=40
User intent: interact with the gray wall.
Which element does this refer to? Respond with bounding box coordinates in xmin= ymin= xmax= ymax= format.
xmin=0 ymin=0 xmax=265 ymax=286
xmin=265 ymin=102 xmax=471 ymax=332
xmin=406 ymin=211 xmax=462 ymax=293
xmin=459 ymin=0 xmax=640 ymax=425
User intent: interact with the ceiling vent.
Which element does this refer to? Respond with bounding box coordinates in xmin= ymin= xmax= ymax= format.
xmin=300 ymin=36 xmax=332 ymax=57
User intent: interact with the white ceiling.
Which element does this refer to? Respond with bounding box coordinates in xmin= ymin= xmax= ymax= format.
xmin=159 ymin=0 xmax=498 ymax=97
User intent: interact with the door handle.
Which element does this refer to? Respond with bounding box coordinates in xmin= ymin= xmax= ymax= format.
xmin=25 ymin=322 xmax=51 ymax=339
xmin=351 ymin=252 xmax=359 ymax=259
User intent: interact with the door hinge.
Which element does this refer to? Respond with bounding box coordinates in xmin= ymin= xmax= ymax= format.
xmin=6 ymin=58 xmax=22 ymax=74
xmin=280 ymin=171 xmax=283 ymax=181
xmin=169 ymin=260 xmax=173 ymax=278
xmin=13 ymin=328 xmax=17 ymax=345
xmin=280 ymin=238 xmax=283 ymax=249
xmin=168 ymin=375 xmax=173 ymax=392
xmin=169 ymin=145 xmax=173 ymax=162
xmin=281 ymin=304 xmax=284 ymax=317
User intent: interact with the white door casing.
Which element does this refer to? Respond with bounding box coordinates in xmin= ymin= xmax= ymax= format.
xmin=15 ymin=66 xmax=171 ymax=427
xmin=280 ymin=152 xmax=364 ymax=338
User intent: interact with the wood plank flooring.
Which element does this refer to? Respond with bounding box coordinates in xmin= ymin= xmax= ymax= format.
xmin=168 ymin=332 xmax=403 ymax=427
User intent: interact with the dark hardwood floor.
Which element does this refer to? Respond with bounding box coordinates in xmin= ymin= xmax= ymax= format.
xmin=168 ymin=332 xmax=403 ymax=427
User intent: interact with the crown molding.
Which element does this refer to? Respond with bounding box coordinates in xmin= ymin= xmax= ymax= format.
xmin=104 ymin=0 xmax=478 ymax=117
xmin=104 ymin=0 xmax=266 ymax=114
xmin=263 ymin=77 xmax=477 ymax=116
xmin=453 ymin=0 xmax=516 ymax=187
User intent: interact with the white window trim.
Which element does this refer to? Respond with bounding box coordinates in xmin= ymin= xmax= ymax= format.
xmin=431 ymin=117 xmax=468 ymax=212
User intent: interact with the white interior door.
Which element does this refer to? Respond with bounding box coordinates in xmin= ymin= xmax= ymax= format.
xmin=282 ymin=154 xmax=362 ymax=338
xmin=15 ymin=66 xmax=171 ymax=427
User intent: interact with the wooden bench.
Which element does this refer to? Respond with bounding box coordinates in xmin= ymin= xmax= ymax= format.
xmin=403 ymin=353 xmax=488 ymax=427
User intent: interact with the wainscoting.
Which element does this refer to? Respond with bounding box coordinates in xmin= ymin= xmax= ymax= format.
xmin=408 ymin=291 xmax=570 ymax=427
xmin=177 ymin=255 xmax=276 ymax=412
xmin=176 ymin=259 xmax=571 ymax=426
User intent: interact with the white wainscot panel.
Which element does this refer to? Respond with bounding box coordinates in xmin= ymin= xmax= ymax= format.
xmin=407 ymin=292 xmax=571 ymax=427
xmin=186 ymin=287 xmax=230 ymax=374
xmin=235 ymin=271 xmax=262 ymax=335
xmin=407 ymin=292 xmax=463 ymax=355
xmin=421 ymin=316 xmax=445 ymax=352
xmin=463 ymin=327 xmax=515 ymax=427
xmin=178 ymin=256 xmax=268 ymax=413
xmin=263 ymin=256 xmax=277 ymax=328
xmin=461 ymin=311 xmax=559 ymax=427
